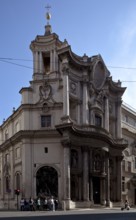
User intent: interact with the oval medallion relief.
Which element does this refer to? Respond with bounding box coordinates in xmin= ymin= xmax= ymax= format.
xmin=93 ymin=61 xmax=106 ymax=90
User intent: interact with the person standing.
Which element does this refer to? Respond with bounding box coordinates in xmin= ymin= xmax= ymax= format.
xmin=50 ymin=196 xmax=55 ymax=211
xmin=29 ymin=197 xmax=34 ymax=211
xmin=20 ymin=198 xmax=24 ymax=211
xmin=37 ymin=198 xmax=41 ymax=210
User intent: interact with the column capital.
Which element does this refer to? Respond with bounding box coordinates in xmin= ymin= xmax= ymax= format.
xmin=61 ymin=139 xmax=71 ymax=148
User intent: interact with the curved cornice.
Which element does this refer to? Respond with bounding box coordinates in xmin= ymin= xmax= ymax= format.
xmin=56 ymin=123 xmax=127 ymax=151
xmin=108 ymin=77 xmax=126 ymax=95
xmin=58 ymin=45 xmax=91 ymax=68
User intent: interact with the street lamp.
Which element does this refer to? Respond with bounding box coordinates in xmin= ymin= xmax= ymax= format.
xmin=15 ymin=189 xmax=20 ymax=210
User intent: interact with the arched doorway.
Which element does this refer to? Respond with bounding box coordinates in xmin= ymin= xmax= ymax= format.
xmin=36 ymin=166 xmax=58 ymax=197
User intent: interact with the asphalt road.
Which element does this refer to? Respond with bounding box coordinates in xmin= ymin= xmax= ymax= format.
xmin=0 ymin=212 xmax=136 ymax=220
xmin=0 ymin=211 xmax=135 ymax=220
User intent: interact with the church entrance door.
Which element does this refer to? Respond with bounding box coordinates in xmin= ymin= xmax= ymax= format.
xmin=36 ymin=166 xmax=58 ymax=197
xmin=93 ymin=177 xmax=100 ymax=204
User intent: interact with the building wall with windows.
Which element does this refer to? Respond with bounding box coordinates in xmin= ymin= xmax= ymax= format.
xmin=122 ymin=103 xmax=136 ymax=206
xmin=0 ymin=18 xmax=136 ymax=210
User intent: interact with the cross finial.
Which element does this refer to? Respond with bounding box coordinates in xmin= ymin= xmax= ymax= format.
xmin=45 ymin=4 xmax=51 ymax=12
xmin=45 ymin=4 xmax=51 ymax=24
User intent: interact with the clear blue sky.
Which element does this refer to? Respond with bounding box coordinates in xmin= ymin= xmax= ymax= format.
xmin=0 ymin=0 xmax=136 ymax=124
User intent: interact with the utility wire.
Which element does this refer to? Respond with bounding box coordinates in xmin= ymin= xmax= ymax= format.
xmin=0 ymin=57 xmax=32 ymax=61
xmin=1 ymin=57 xmax=136 ymax=70
xmin=0 ymin=59 xmax=32 ymax=69
xmin=1 ymin=57 xmax=136 ymax=83
xmin=108 ymin=66 xmax=136 ymax=70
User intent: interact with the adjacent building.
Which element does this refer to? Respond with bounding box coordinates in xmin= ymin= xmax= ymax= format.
xmin=0 ymin=15 xmax=136 ymax=210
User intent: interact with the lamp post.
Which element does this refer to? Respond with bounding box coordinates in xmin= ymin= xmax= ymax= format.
xmin=15 ymin=189 xmax=20 ymax=210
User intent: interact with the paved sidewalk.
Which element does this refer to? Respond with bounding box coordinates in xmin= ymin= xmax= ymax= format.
xmin=0 ymin=208 xmax=136 ymax=218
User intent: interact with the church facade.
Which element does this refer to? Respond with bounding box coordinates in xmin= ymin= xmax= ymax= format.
xmin=0 ymin=18 xmax=136 ymax=210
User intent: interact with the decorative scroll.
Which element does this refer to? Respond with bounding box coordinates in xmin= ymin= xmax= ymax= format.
xmin=38 ymin=81 xmax=56 ymax=112
xmin=39 ymin=81 xmax=52 ymax=101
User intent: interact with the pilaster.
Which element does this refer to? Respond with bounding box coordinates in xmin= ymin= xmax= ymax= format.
xmin=34 ymin=51 xmax=38 ymax=73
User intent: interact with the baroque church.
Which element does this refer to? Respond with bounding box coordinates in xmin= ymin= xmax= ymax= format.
xmin=0 ymin=12 xmax=136 ymax=210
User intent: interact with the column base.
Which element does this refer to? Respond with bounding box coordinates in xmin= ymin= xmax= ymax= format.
xmin=101 ymin=199 xmax=106 ymax=206
xmin=62 ymin=199 xmax=71 ymax=210
xmin=106 ymin=200 xmax=113 ymax=207
xmin=62 ymin=200 xmax=92 ymax=210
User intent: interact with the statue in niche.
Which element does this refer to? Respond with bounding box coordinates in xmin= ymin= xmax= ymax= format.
xmin=70 ymin=82 xmax=77 ymax=95
xmin=71 ymin=150 xmax=78 ymax=168
xmin=89 ymin=83 xmax=95 ymax=97
xmin=94 ymin=154 xmax=101 ymax=171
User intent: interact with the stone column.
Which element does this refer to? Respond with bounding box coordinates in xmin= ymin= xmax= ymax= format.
xmin=50 ymin=50 xmax=53 ymax=72
xmin=104 ymin=97 xmax=109 ymax=132
xmin=62 ymin=62 xmax=70 ymax=123
xmin=101 ymin=151 xmax=106 ymax=205
xmin=53 ymin=50 xmax=56 ymax=72
xmin=89 ymin=149 xmax=93 ymax=202
xmin=39 ymin=52 xmax=43 ymax=74
xmin=116 ymin=156 xmax=122 ymax=201
xmin=113 ymin=157 xmax=117 ymax=201
xmin=116 ymin=100 xmax=122 ymax=138
xmin=63 ymin=144 xmax=71 ymax=201
xmin=82 ymin=73 xmax=89 ymax=125
xmin=90 ymin=178 xmax=93 ymax=202
xmin=82 ymin=147 xmax=89 ymax=201
xmin=55 ymin=50 xmax=58 ymax=72
xmin=78 ymin=176 xmax=82 ymax=200
xmin=105 ymin=153 xmax=110 ymax=206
